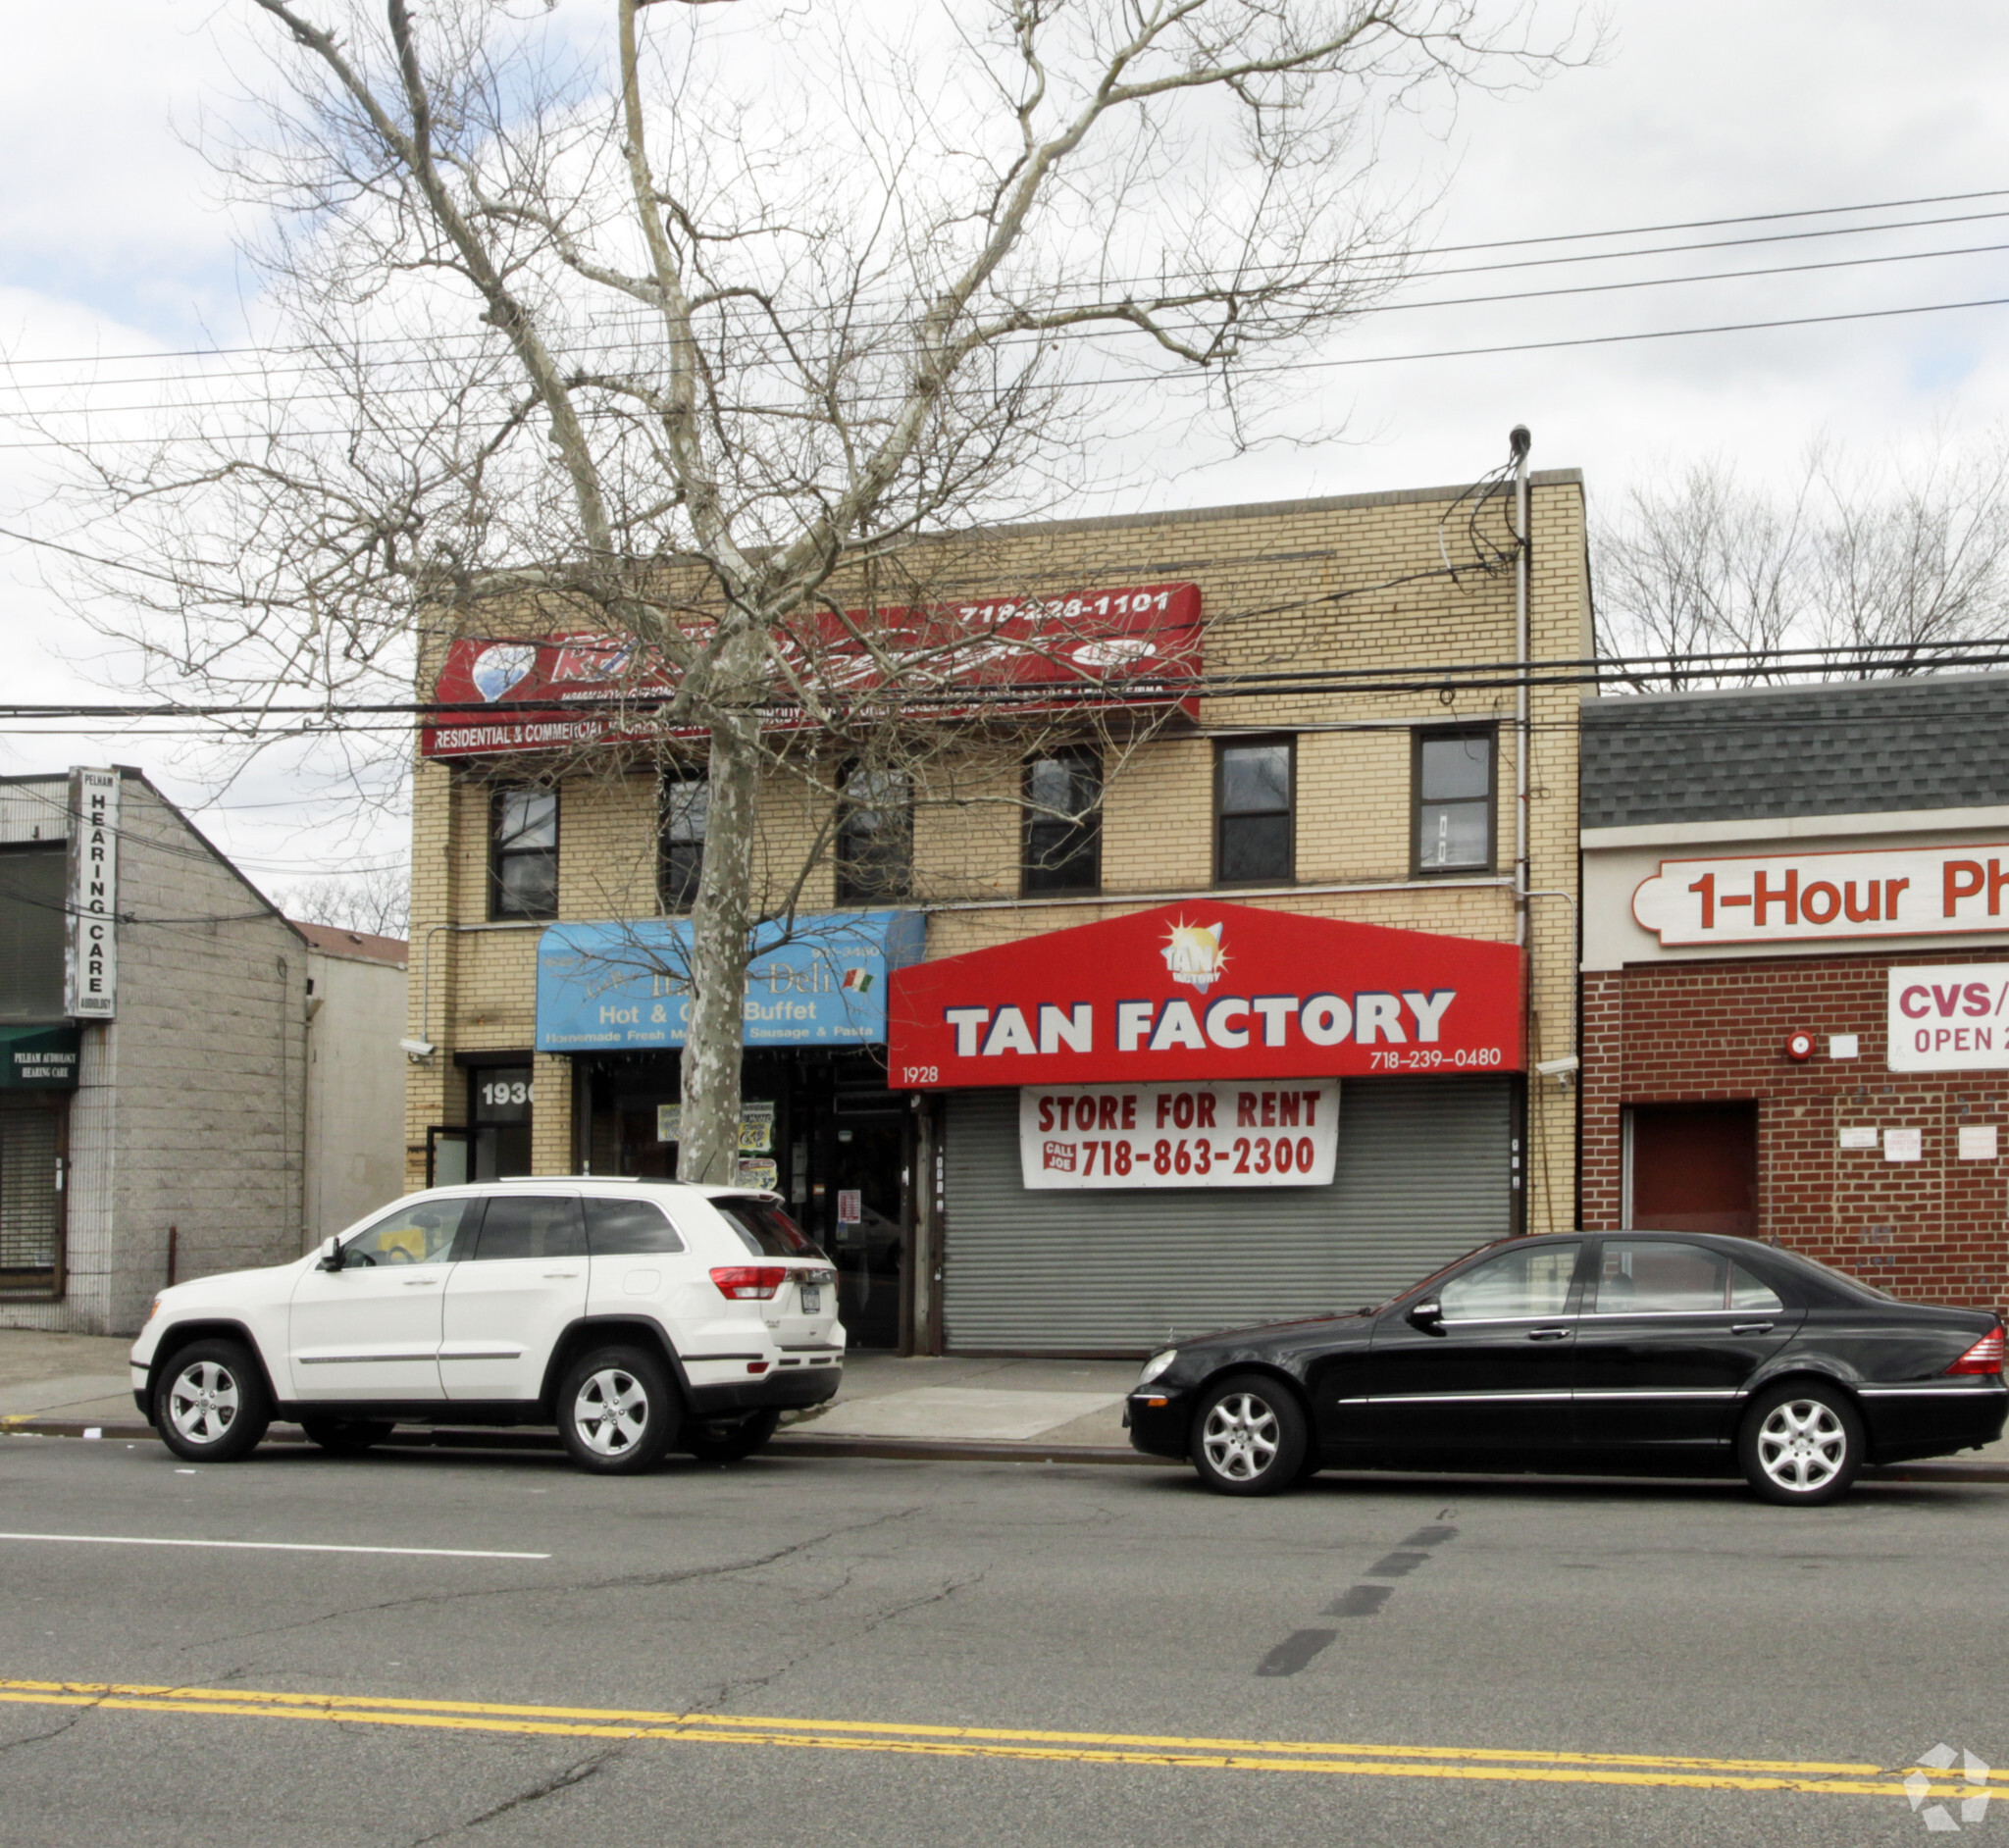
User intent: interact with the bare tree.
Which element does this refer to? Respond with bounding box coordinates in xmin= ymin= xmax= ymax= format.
xmin=33 ymin=0 xmax=1583 ymax=1183
xmin=1594 ymin=431 xmax=2009 ymax=687
xmin=273 ymin=865 xmax=411 ymax=938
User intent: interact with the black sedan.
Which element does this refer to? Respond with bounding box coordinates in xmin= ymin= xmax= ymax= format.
xmin=1126 ymin=1231 xmax=2007 ymax=1504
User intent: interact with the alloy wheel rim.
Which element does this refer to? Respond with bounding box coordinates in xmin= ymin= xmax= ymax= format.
xmin=574 ymin=1368 xmax=649 ymax=1456
xmin=168 ymin=1360 xmax=240 ymax=1446
xmin=1202 ymin=1392 xmax=1279 ymax=1481
xmin=1756 ymin=1399 xmax=1847 ymax=1492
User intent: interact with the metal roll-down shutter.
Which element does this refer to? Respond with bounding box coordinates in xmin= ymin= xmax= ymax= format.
xmin=941 ymin=1076 xmax=1514 ymax=1354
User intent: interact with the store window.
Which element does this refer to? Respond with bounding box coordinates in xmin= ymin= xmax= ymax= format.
xmin=469 ymin=1065 xmax=535 ymax=1181
xmin=659 ymin=772 xmax=709 ymax=913
xmin=1413 ymin=727 xmax=1495 ymax=874
xmin=0 ymin=845 xmax=66 ymax=1020
xmin=1022 ymin=750 xmax=1102 ymax=896
xmin=489 ymin=787 xmax=559 ymax=920
xmin=1214 ymin=738 xmax=1294 ymax=886
xmin=836 ymin=767 xmax=912 ymax=903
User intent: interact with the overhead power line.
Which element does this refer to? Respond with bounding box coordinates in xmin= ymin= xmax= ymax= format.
xmin=3 ymin=185 xmax=2004 ymax=383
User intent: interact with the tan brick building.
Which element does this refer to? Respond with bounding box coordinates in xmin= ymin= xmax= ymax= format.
xmin=406 ymin=467 xmax=1589 ymax=1354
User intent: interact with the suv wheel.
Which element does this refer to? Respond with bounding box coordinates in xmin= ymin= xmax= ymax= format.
xmin=1190 ymin=1372 xmax=1309 ymax=1497
xmin=301 ymin=1418 xmax=394 ymax=1457
xmin=1738 ymin=1381 xmax=1864 ymax=1506
xmin=685 ymin=1409 xmax=781 ymax=1464
xmin=558 ymin=1346 xmax=678 ymax=1474
xmin=155 ymin=1340 xmax=271 ymax=1463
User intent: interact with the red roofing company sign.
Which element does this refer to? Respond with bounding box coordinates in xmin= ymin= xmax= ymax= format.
xmin=421 ymin=582 xmax=1203 ymax=758
xmin=888 ymin=902 xmax=1523 ymax=1088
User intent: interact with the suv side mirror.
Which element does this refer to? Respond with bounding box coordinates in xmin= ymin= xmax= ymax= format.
xmin=1407 ymin=1296 xmax=1444 ymax=1332
xmin=317 ymin=1236 xmax=344 ymax=1271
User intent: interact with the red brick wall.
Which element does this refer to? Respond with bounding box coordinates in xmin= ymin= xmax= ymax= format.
xmin=1581 ymin=950 xmax=2009 ymax=1312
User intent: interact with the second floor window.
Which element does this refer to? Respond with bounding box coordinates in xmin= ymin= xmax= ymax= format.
xmin=1414 ymin=728 xmax=1495 ymax=873
xmin=489 ymin=787 xmax=558 ymax=920
xmin=659 ymin=773 xmax=708 ymax=912
xmin=1022 ymin=750 xmax=1102 ymax=895
xmin=1215 ymin=738 xmax=1294 ymax=885
xmin=836 ymin=766 xmax=913 ymax=902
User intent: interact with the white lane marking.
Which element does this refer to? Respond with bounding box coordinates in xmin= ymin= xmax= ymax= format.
xmin=0 ymin=1532 xmax=548 ymax=1561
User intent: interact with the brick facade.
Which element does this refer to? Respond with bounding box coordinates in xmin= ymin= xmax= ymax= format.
xmin=1581 ymin=950 xmax=2009 ymax=1312
xmin=408 ymin=471 xmax=1590 ymax=1253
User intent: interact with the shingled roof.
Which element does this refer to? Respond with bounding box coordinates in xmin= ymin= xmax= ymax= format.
xmin=1579 ymin=672 xmax=2009 ymax=829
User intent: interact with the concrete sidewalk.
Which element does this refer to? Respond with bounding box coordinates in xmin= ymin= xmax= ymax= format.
xmin=4 ymin=1329 xmax=2005 ymax=1481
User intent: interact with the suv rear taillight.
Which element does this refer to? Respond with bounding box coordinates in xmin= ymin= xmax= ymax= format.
xmin=711 ymin=1265 xmax=788 ymax=1301
xmin=1946 ymin=1327 xmax=2005 ymax=1376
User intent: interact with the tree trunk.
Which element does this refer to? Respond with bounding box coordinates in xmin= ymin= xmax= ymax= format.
xmin=677 ymin=712 xmax=760 ymax=1186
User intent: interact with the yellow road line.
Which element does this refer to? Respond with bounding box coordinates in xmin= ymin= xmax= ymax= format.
xmin=0 ymin=1681 xmax=1952 ymax=1802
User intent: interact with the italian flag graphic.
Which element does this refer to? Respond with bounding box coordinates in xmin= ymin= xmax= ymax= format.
xmin=841 ymin=967 xmax=874 ymax=994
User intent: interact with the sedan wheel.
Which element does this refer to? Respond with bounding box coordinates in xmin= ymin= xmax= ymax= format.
xmin=1190 ymin=1373 xmax=1309 ymax=1497
xmin=557 ymin=1345 xmax=677 ymax=1474
xmin=1739 ymin=1382 xmax=1863 ymax=1506
xmin=154 ymin=1339 xmax=271 ymax=1463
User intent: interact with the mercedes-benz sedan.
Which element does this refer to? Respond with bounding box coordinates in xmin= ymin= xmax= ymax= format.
xmin=1126 ymin=1231 xmax=2006 ymax=1504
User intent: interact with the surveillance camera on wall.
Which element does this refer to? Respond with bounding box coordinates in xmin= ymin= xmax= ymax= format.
xmin=399 ymin=1038 xmax=436 ymax=1059
xmin=1534 ymin=1055 xmax=1578 ymax=1077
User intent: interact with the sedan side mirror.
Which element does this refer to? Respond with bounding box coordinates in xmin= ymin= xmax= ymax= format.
xmin=317 ymin=1236 xmax=343 ymax=1271
xmin=1407 ymin=1297 xmax=1444 ymax=1332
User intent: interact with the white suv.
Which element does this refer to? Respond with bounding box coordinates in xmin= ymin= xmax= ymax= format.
xmin=129 ymin=1179 xmax=844 ymax=1473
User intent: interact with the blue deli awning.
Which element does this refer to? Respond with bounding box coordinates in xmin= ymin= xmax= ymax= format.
xmin=536 ymin=910 xmax=925 ymax=1053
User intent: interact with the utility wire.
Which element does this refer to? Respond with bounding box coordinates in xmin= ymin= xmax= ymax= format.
xmin=5 ymin=190 xmax=2006 ymax=385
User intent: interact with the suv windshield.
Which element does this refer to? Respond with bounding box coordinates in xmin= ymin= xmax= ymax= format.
xmin=714 ymin=1198 xmax=829 ymax=1261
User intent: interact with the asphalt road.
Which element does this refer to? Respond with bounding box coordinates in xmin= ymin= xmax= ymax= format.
xmin=0 ymin=1434 xmax=1998 ymax=1848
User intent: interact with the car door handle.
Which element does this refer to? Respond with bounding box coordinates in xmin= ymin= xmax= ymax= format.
xmin=401 ymin=1277 xmax=440 ymax=1287
xmin=1730 ymin=1321 xmax=1774 ymax=1334
xmin=543 ymin=1271 xmax=580 ymax=1280
xmin=1526 ymin=1326 xmax=1571 ymax=1341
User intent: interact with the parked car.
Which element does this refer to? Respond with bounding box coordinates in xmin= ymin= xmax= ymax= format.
xmin=1126 ymin=1231 xmax=2006 ymax=1504
xmin=129 ymin=1180 xmax=844 ymax=1472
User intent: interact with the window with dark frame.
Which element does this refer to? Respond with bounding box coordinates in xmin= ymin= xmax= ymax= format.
xmin=489 ymin=787 xmax=558 ymax=920
xmin=658 ymin=772 xmax=709 ymax=913
xmin=1214 ymin=738 xmax=1294 ymax=886
xmin=835 ymin=766 xmax=913 ymax=903
xmin=1021 ymin=750 xmax=1102 ymax=896
xmin=1413 ymin=727 xmax=1495 ymax=874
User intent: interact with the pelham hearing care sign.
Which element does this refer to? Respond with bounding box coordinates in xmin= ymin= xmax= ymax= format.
xmin=1021 ymin=1080 xmax=1339 ymax=1189
xmin=64 ymin=768 xmax=118 ymax=1019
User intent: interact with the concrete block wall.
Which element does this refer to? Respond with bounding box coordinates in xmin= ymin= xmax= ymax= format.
xmin=0 ymin=776 xmax=308 ymax=1336
xmin=1581 ymin=950 xmax=2009 ymax=1310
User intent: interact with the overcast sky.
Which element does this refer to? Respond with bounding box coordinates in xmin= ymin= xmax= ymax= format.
xmin=4 ymin=1 xmax=2007 ymax=901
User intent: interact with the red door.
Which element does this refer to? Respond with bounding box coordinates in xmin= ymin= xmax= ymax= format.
xmin=1627 ymin=1104 xmax=1758 ymax=1236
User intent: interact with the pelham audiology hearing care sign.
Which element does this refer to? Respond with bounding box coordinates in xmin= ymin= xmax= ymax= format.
xmin=1887 ymin=965 xmax=2009 ymax=1071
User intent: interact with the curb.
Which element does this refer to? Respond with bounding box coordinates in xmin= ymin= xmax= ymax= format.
xmin=3 ymin=1414 xmax=2004 ymax=1481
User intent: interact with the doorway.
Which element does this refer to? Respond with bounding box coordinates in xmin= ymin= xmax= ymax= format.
xmin=1624 ymin=1103 xmax=1759 ymax=1236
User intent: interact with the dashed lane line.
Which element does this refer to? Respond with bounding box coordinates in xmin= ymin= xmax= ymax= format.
xmin=0 ymin=1680 xmax=1958 ymax=1803
xmin=0 ymin=1532 xmax=549 ymax=1561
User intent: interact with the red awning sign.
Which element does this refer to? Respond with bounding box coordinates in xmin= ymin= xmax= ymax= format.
xmin=888 ymin=902 xmax=1523 ymax=1088
xmin=421 ymin=582 xmax=1202 ymax=758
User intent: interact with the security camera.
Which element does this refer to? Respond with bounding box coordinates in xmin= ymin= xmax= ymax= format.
xmin=1534 ymin=1055 xmax=1578 ymax=1077
xmin=399 ymin=1038 xmax=436 ymax=1059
